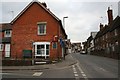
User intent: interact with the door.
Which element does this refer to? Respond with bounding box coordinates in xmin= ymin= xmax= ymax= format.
xmin=5 ymin=44 xmax=10 ymax=57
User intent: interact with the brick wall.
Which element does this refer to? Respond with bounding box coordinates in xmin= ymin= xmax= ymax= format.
xmin=11 ymin=3 xmax=63 ymax=60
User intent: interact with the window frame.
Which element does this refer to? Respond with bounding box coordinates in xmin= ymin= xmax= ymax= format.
xmin=37 ymin=22 xmax=47 ymax=35
xmin=4 ymin=30 xmax=11 ymax=37
xmin=52 ymin=42 xmax=57 ymax=49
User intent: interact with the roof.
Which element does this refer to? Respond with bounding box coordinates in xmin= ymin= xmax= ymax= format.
xmin=11 ymin=1 xmax=60 ymax=24
xmin=0 ymin=23 xmax=12 ymax=32
xmin=0 ymin=37 xmax=11 ymax=43
xmin=109 ymin=16 xmax=120 ymax=31
xmin=95 ymin=16 xmax=120 ymax=39
xmin=10 ymin=0 xmax=67 ymax=38
xmin=87 ymin=35 xmax=93 ymax=42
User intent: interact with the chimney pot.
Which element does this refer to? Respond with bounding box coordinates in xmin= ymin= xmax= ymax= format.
xmin=100 ymin=23 xmax=104 ymax=31
xmin=42 ymin=2 xmax=47 ymax=8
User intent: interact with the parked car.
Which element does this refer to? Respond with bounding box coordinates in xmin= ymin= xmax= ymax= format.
xmin=80 ymin=51 xmax=86 ymax=54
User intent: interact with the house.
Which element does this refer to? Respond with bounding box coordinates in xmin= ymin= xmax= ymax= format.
xmin=94 ymin=7 xmax=120 ymax=59
xmin=71 ymin=42 xmax=82 ymax=53
xmin=0 ymin=23 xmax=12 ymax=59
xmin=82 ymin=41 xmax=87 ymax=53
xmin=86 ymin=32 xmax=97 ymax=54
xmin=2 ymin=1 xmax=67 ymax=65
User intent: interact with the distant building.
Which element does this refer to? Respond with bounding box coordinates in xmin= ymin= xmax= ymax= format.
xmin=82 ymin=41 xmax=87 ymax=53
xmin=72 ymin=42 xmax=82 ymax=53
xmin=87 ymin=32 xmax=97 ymax=54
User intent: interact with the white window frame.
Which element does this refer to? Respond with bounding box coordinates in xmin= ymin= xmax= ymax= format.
xmin=37 ymin=22 xmax=47 ymax=35
xmin=4 ymin=30 xmax=12 ymax=37
xmin=5 ymin=44 xmax=10 ymax=57
xmin=33 ymin=42 xmax=50 ymax=59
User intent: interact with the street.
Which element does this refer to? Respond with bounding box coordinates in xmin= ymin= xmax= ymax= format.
xmin=2 ymin=53 xmax=119 ymax=80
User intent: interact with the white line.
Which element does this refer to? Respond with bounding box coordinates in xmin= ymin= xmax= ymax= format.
xmin=76 ymin=63 xmax=84 ymax=73
xmin=74 ymin=71 xmax=77 ymax=74
xmin=99 ymin=68 xmax=106 ymax=71
xmin=32 ymin=72 xmax=43 ymax=76
xmin=73 ymin=67 xmax=76 ymax=70
xmin=76 ymin=61 xmax=88 ymax=79
xmin=81 ymin=71 xmax=84 ymax=74
xmin=74 ymin=73 xmax=79 ymax=77
xmin=82 ymin=74 xmax=86 ymax=77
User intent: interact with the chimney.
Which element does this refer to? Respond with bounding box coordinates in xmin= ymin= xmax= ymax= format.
xmin=100 ymin=23 xmax=104 ymax=31
xmin=42 ymin=2 xmax=47 ymax=8
xmin=107 ymin=7 xmax=113 ymax=24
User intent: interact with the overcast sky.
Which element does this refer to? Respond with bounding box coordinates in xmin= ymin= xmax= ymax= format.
xmin=0 ymin=0 xmax=119 ymax=43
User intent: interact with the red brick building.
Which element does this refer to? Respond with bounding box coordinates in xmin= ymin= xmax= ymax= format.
xmin=0 ymin=23 xmax=12 ymax=59
xmin=1 ymin=1 xmax=67 ymax=62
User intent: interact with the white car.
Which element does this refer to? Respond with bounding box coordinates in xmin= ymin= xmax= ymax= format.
xmin=80 ymin=51 xmax=86 ymax=54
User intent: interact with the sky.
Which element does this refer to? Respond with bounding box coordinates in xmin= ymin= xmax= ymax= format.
xmin=0 ymin=0 xmax=119 ymax=43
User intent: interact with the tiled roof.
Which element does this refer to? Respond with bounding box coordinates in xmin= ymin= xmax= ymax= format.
xmin=109 ymin=16 xmax=120 ymax=31
xmin=95 ymin=16 xmax=120 ymax=39
xmin=0 ymin=37 xmax=11 ymax=43
xmin=11 ymin=1 xmax=60 ymax=24
xmin=0 ymin=23 xmax=12 ymax=32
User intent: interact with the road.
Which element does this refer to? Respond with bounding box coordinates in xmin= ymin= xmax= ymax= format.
xmin=71 ymin=53 xmax=118 ymax=79
xmin=2 ymin=53 xmax=119 ymax=80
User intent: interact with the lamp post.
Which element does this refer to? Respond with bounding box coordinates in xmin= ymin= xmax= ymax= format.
xmin=62 ymin=16 xmax=68 ymax=60
xmin=63 ymin=16 xmax=68 ymax=29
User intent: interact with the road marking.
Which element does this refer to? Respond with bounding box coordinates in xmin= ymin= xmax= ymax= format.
xmin=74 ymin=73 xmax=79 ymax=77
xmin=32 ymin=72 xmax=43 ymax=76
xmin=81 ymin=72 xmax=84 ymax=74
xmin=99 ymin=68 xmax=106 ymax=71
xmin=74 ymin=71 xmax=77 ymax=74
xmin=76 ymin=61 xmax=88 ymax=80
xmin=72 ymin=64 xmax=79 ymax=78
xmin=82 ymin=74 xmax=86 ymax=77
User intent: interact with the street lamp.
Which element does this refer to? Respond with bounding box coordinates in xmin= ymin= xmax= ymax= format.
xmin=63 ymin=16 xmax=68 ymax=29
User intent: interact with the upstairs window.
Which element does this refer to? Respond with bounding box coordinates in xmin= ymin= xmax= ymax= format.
xmin=37 ymin=22 xmax=46 ymax=35
xmin=4 ymin=30 xmax=11 ymax=37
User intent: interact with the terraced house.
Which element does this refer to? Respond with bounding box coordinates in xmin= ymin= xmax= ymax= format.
xmin=1 ymin=1 xmax=67 ymax=65
xmin=94 ymin=7 xmax=120 ymax=59
xmin=0 ymin=24 xmax=12 ymax=58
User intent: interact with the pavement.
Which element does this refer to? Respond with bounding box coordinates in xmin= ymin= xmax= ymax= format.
xmin=1 ymin=54 xmax=77 ymax=71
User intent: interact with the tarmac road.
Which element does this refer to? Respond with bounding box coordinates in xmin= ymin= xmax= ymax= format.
xmin=1 ymin=53 xmax=119 ymax=80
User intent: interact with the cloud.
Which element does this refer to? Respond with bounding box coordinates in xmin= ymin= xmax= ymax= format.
xmin=0 ymin=0 xmax=118 ymax=43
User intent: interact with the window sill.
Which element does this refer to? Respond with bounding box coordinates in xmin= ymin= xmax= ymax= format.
xmin=38 ymin=34 xmax=46 ymax=36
